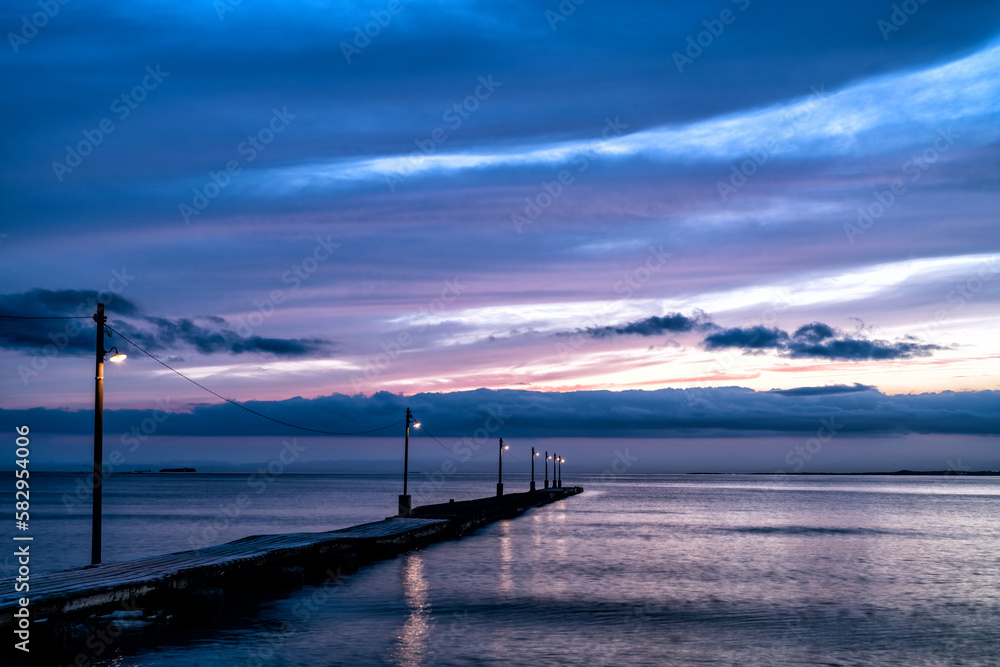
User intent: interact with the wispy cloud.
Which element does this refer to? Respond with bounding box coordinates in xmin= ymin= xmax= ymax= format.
xmin=249 ymin=41 xmax=1000 ymax=194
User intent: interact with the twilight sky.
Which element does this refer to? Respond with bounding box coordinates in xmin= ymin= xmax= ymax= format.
xmin=1 ymin=0 xmax=998 ymax=469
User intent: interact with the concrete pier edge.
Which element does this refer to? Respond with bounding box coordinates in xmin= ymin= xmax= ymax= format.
xmin=1 ymin=486 xmax=582 ymax=661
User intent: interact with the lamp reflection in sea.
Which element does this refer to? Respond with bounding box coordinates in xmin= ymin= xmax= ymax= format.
xmin=392 ymin=553 xmax=431 ymax=666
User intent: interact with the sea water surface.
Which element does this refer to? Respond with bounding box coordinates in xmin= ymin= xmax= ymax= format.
xmin=11 ymin=473 xmax=1000 ymax=665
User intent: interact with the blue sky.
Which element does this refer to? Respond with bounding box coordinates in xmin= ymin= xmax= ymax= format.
xmin=1 ymin=0 xmax=998 ymax=470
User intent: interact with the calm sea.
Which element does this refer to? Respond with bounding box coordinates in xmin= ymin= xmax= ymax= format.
xmin=9 ymin=473 xmax=1000 ymax=665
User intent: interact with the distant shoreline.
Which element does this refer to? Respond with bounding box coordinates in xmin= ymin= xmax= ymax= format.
xmin=689 ymin=470 xmax=1000 ymax=476
xmin=8 ymin=470 xmax=1000 ymax=476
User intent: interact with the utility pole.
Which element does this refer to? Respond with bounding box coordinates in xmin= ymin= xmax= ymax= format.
xmin=399 ymin=407 xmax=416 ymax=517
xmin=531 ymin=446 xmax=537 ymax=492
xmin=92 ymin=304 xmax=105 ymax=565
xmin=497 ymin=437 xmax=504 ymax=496
xmin=544 ymin=450 xmax=549 ymax=489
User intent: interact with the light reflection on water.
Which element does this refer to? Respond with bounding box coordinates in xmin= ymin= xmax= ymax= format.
xmin=18 ymin=473 xmax=999 ymax=666
xmin=392 ymin=554 xmax=431 ymax=667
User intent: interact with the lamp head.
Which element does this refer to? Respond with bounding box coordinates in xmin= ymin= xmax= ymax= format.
xmin=106 ymin=346 xmax=127 ymax=363
xmin=412 ymin=421 xmax=421 ymax=429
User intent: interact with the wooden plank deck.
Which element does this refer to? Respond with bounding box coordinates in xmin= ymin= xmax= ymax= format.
xmin=0 ymin=517 xmax=449 ymax=625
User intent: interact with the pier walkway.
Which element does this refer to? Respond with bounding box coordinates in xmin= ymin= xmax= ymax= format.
xmin=0 ymin=486 xmax=582 ymax=657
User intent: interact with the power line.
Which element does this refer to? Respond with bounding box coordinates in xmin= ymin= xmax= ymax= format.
xmin=419 ymin=424 xmax=496 ymax=458
xmin=505 ymin=446 xmax=524 ymax=462
xmin=0 ymin=314 xmax=92 ymax=319
xmin=5 ymin=312 xmax=508 ymax=448
xmin=106 ymin=325 xmax=404 ymax=436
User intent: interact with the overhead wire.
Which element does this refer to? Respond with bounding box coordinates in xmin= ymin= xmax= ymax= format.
xmin=417 ymin=423 xmax=495 ymax=458
xmin=6 ymin=312 xmax=506 ymax=444
xmin=106 ymin=325 xmax=403 ymax=436
xmin=0 ymin=314 xmax=92 ymax=319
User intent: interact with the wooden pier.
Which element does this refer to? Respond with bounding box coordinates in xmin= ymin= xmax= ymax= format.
xmin=1 ymin=486 xmax=582 ymax=660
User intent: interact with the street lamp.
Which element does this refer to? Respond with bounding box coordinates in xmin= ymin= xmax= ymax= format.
xmin=497 ymin=437 xmax=509 ymax=497
xmin=399 ymin=407 xmax=420 ymax=517
xmin=544 ymin=451 xmax=550 ymax=489
xmin=93 ymin=303 xmax=126 ymax=565
xmin=558 ymin=457 xmax=565 ymax=488
xmin=531 ymin=447 xmax=539 ymax=492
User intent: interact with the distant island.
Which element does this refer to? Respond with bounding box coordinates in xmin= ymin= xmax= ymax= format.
xmin=690 ymin=470 xmax=1000 ymax=476
xmin=159 ymin=467 xmax=197 ymax=473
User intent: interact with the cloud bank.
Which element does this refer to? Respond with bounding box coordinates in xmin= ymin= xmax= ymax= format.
xmin=3 ymin=386 xmax=996 ymax=439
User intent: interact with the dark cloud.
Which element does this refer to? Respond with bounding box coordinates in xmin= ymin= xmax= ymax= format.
xmin=124 ymin=317 xmax=331 ymax=357
xmin=0 ymin=289 xmax=142 ymax=353
xmin=4 ymin=387 xmax=997 ymax=438
xmin=703 ymin=325 xmax=789 ymax=351
xmin=702 ymin=322 xmax=944 ymax=361
xmin=0 ymin=288 xmax=141 ymax=317
xmin=786 ymin=336 xmax=941 ymax=361
xmin=793 ymin=322 xmax=836 ymax=343
xmin=581 ymin=312 xmax=714 ymax=339
xmin=0 ymin=290 xmax=331 ymax=358
xmin=770 ymin=383 xmax=876 ymax=397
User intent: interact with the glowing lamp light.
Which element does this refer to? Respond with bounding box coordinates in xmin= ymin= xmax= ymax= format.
xmin=413 ymin=422 xmax=421 ymax=429
xmin=106 ymin=347 xmax=127 ymax=363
